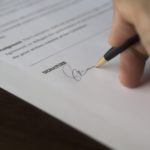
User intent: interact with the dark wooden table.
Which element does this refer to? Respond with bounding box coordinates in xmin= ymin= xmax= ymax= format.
xmin=0 ymin=88 xmax=111 ymax=150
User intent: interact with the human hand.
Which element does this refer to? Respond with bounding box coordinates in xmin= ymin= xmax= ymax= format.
xmin=109 ymin=0 xmax=150 ymax=88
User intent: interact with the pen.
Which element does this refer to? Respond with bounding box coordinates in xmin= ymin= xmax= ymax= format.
xmin=95 ymin=34 xmax=140 ymax=68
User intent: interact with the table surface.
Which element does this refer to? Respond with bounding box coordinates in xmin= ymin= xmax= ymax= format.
xmin=0 ymin=88 xmax=111 ymax=150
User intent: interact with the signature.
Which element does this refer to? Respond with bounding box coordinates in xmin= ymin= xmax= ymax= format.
xmin=62 ymin=63 xmax=94 ymax=81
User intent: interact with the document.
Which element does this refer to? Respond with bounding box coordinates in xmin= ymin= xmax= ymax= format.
xmin=0 ymin=0 xmax=150 ymax=149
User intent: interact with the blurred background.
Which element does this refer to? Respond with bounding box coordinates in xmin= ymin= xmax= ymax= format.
xmin=0 ymin=89 xmax=111 ymax=150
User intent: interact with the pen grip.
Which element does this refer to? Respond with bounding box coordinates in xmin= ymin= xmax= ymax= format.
xmin=104 ymin=34 xmax=140 ymax=61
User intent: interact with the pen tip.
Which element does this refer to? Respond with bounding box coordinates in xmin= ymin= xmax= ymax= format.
xmin=95 ymin=57 xmax=107 ymax=68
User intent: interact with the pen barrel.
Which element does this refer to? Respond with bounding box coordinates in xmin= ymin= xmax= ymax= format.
xmin=104 ymin=35 xmax=140 ymax=61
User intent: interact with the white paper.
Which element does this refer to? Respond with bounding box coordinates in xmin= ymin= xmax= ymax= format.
xmin=0 ymin=0 xmax=150 ymax=150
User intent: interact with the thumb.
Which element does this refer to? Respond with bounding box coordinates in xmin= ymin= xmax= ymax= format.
xmin=109 ymin=6 xmax=135 ymax=47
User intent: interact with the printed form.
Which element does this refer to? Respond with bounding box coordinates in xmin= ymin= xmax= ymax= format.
xmin=0 ymin=0 xmax=150 ymax=149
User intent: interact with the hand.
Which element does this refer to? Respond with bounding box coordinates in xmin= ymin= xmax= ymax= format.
xmin=109 ymin=0 xmax=150 ymax=88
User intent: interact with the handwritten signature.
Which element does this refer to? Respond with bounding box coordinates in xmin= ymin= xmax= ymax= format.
xmin=62 ymin=63 xmax=94 ymax=81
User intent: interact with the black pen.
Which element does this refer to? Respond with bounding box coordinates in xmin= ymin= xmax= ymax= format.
xmin=95 ymin=34 xmax=140 ymax=68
